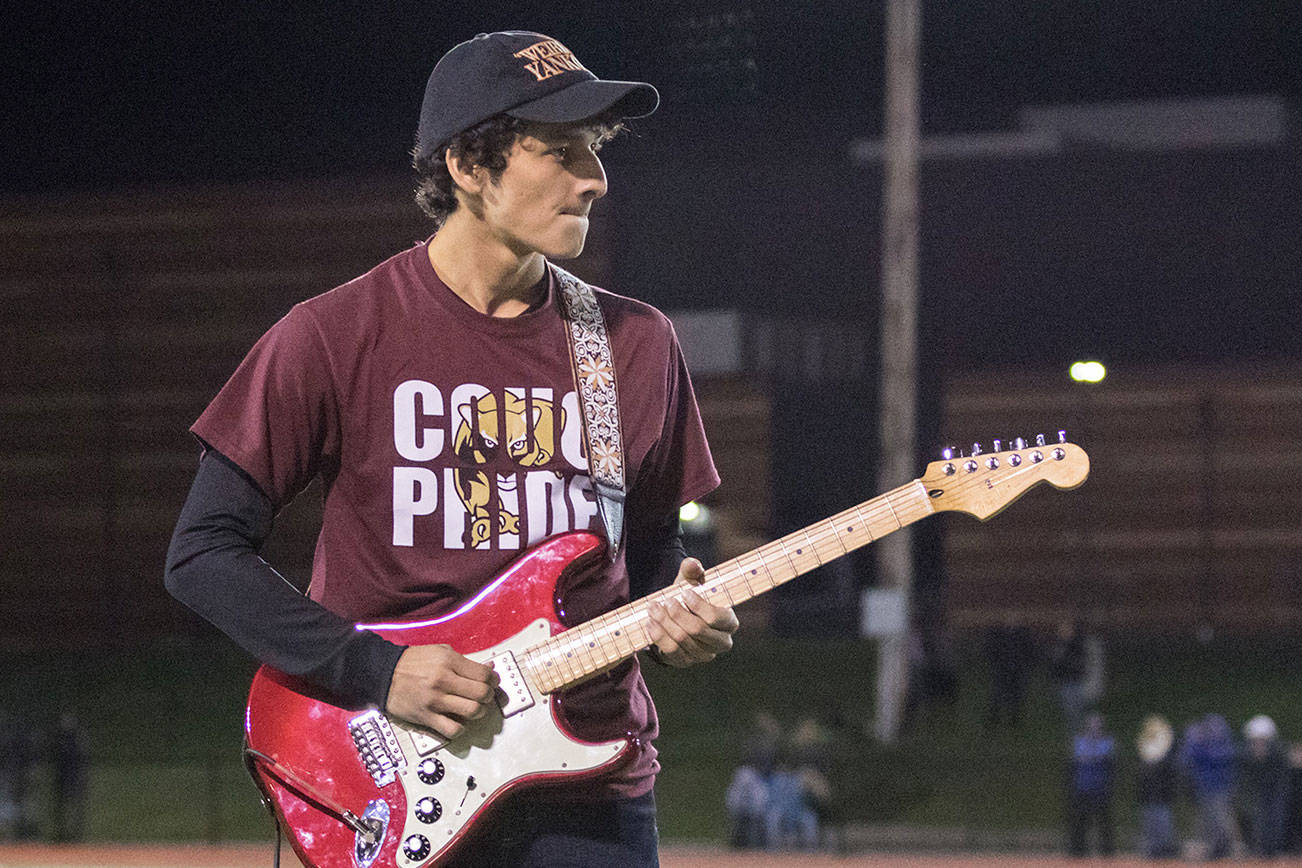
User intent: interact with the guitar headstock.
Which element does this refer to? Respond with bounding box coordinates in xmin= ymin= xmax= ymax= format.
xmin=920 ymin=433 xmax=1090 ymax=520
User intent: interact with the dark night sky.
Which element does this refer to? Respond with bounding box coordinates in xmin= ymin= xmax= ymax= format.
xmin=4 ymin=2 xmax=1298 ymax=368
xmin=4 ymin=1 xmax=1297 ymax=194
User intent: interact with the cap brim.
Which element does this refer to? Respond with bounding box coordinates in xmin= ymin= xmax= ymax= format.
xmin=506 ymin=79 xmax=659 ymax=124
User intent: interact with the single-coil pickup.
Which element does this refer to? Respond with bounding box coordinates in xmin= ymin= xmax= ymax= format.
xmin=349 ymin=709 xmax=407 ymax=787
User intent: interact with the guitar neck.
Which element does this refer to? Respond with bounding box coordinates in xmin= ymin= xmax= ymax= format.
xmin=521 ymin=479 xmax=934 ymax=694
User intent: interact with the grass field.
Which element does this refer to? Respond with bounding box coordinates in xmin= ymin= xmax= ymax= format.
xmin=2 ymin=629 xmax=1300 ymax=847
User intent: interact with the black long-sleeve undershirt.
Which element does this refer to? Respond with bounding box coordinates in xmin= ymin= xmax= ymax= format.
xmin=164 ymin=450 xmax=687 ymax=707
xmin=165 ymin=450 xmax=405 ymax=708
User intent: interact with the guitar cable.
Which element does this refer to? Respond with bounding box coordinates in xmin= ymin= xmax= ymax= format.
xmin=244 ymin=746 xmax=381 ymax=851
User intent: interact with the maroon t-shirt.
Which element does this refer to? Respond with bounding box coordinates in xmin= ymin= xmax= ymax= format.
xmin=192 ymin=241 xmax=718 ymax=797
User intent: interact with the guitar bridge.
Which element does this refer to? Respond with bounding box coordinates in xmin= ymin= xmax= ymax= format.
xmin=348 ymin=709 xmax=407 ymax=788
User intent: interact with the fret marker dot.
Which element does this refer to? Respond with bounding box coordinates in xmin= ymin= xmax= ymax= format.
xmin=751 ymin=569 xmax=757 ymax=575
xmin=796 ymin=548 xmax=803 ymax=554
xmin=847 ymin=526 xmax=854 ymax=532
xmin=588 ymin=642 xmax=594 ymax=648
xmin=615 ymin=631 xmax=621 ymax=636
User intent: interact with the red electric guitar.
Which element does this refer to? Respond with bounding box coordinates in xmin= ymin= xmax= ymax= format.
xmin=244 ymin=437 xmax=1089 ymax=867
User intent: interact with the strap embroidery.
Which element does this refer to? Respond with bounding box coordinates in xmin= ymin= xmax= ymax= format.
xmin=552 ymin=265 xmax=626 ymax=555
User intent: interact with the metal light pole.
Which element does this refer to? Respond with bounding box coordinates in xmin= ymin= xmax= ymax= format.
xmin=873 ymin=0 xmax=922 ymax=744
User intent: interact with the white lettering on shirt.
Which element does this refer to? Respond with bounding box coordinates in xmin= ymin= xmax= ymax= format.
xmin=525 ymin=471 xmax=569 ymax=546
xmin=393 ymin=380 xmax=445 ymax=461
xmin=497 ymin=472 xmax=521 ymax=550
xmin=560 ymin=390 xmax=586 ymax=470
xmin=442 ymin=467 xmax=468 ymax=550
xmin=392 ymin=466 xmax=438 ymax=546
xmin=569 ymin=474 xmax=599 ymax=531
xmin=391 ymin=383 xmax=602 ymax=552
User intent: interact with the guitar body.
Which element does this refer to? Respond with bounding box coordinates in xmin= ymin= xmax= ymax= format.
xmin=244 ymin=531 xmax=631 ymax=868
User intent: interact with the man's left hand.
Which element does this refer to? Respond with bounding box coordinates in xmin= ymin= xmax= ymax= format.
xmin=647 ymin=557 xmax=739 ymax=667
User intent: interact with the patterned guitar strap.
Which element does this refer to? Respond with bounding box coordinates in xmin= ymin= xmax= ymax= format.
xmin=551 ymin=264 xmax=626 ymax=560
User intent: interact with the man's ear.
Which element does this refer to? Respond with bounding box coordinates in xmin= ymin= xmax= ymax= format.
xmin=445 ymin=149 xmax=486 ymax=197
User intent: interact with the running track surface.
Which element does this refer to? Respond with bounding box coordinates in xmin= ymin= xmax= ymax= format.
xmin=4 ymin=844 xmax=1302 ymax=868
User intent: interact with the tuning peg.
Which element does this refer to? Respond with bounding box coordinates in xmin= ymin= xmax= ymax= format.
xmin=941 ymin=446 xmax=954 ymax=460
xmin=1035 ymin=433 xmax=1046 ymax=447
xmin=993 ymin=439 xmax=1002 ymax=452
xmin=971 ymin=442 xmax=982 ymax=456
xmin=1013 ymin=436 xmax=1026 ymax=450
xmin=1058 ymin=430 xmax=1067 ymax=444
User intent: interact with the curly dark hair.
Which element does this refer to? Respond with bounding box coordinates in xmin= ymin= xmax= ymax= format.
xmin=413 ymin=112 xmax=626 ymax=229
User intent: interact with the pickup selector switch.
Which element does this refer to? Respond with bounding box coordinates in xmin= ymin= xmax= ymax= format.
xmin=417 ymin=758 xmax=445 ymax=785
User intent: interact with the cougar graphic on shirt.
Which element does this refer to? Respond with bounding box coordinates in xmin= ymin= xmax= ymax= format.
xmin=452 ymin=390 xmax=563 ymax=548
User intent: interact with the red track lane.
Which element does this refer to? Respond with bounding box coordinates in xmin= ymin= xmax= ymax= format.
xmin=4 ymin=844 xmax=1302 ymax=868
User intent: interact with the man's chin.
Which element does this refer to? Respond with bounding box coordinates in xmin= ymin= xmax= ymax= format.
xmin=544 ymin=235 xmax=588 ymax=260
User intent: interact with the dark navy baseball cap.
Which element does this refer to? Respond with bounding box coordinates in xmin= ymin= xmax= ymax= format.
xmin=415 ymin=31 xmax=660 ymax=162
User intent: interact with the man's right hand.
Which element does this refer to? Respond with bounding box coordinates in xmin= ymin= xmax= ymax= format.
xmin=385 ymin=644 xmax=499 ymax=739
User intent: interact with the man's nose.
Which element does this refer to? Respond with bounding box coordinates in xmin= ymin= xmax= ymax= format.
xmin=574 ymin=151 xmax=607 ymax=200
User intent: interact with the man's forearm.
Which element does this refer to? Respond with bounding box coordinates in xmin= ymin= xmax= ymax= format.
xmin=164 ymin=450 xmax=403 ymax=708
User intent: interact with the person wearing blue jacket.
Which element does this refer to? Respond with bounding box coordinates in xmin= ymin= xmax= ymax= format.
xmin=1181 ymin=714 xmax=1238 ymax=860
xmin=1067 ymin=712 xmax=1116 ymax=856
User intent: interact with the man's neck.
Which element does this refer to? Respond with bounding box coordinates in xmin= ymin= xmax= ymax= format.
xmin=426 ymin=217 xmax=547 ymax=317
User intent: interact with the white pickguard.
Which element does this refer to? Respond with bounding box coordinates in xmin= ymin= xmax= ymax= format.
xmin=383 ymin=619 xmax=626 ymax=867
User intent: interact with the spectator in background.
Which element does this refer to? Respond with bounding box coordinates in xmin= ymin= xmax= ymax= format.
xmin=790 ymin=715 xmax=834 ymax=849
xmin=50 ymin=713 xmax=88 ymax=842
xmin=1241 ymin=714 xmax=1289 ymax=857
xmin=0 ymin=708 xmax=13 ymax=838
xmin=1136 ymin=715 xmax=1179 ymax=859
xmin=1 ymin=717 xmax=38 ymax=840
xmin=1285 ymin=741 xmax=1302 ymax=854
xmin=725 ymin=711 xmax=783 ymax=850
xmin=765 ymin=747 xmax=819 ymax=851
xmin=1079 ymin=619 xmax=1106 ymax=713
xmin=1067 ymin=712 xmax=1116 ymax=857
xmin=1182 ymin=713 xmax=1238 ymax=860
xmin=1049 ymin=620 xmax=1088 ymax=736
xmin=984 ymin=612 xmax=1035 ymax=730
xmin=725 ymin=746 xmax=770 ymax=849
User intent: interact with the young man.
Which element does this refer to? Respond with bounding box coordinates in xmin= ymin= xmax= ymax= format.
xmin=165 ymin=30 xmax=738 ymax=866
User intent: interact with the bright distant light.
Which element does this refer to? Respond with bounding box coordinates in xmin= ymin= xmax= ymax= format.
xmin=679 ymin=501 xmax=703 ymax=524
xmin=1069 ymin=360 xmax=1107 ymax=383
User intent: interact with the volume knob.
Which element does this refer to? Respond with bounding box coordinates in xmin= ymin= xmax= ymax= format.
xmin=402 ymin=834 xmax=431 ymax=861
xmin=414 ymin=796 xmax=442 ymax=824
xmin=417 ymin=758 xmax=445 ymax=785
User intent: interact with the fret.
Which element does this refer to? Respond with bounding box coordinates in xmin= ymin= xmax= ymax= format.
xmin=731 ymin=553 xmax=770 ymax=602
xmin=783 ymin=533 xmax=822 ymax=573
xmin=600 ymin=609 xmax=639 ymax=659
xmin=703 ymin=579 xmax=735 ymax=607
xmin=573 ymin=632 xmax=604 ymax=670
xmin=753 ymin=548 xmax=782 ymax=591
xmin=812 ymin=519 xmax=845 ymax=561
xmin=826 ymin=517 xmax=849 ymax=553
xmin=733 ymin=561 xmax=760 ymax=597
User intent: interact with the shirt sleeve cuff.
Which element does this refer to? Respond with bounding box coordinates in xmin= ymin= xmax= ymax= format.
xmin=342 ymin=630 xmax=408 ymax=710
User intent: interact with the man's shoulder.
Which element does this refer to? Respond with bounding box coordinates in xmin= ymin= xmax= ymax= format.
xmin=583 ymin=282 xmax=677 ymax=344
xmin=294 ymin=242 xmax=425 ymax=324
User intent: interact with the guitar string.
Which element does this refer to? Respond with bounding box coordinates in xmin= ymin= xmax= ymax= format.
xmin=525 ymin=451 xmax=1074 ymax=686
xmin=521 ymin=483 xmax=929 ymax=688
xmin=523 ymin=482 xmax=934 ymax=687
xmin=523 ymin=448 xmax=1080 ymax=690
